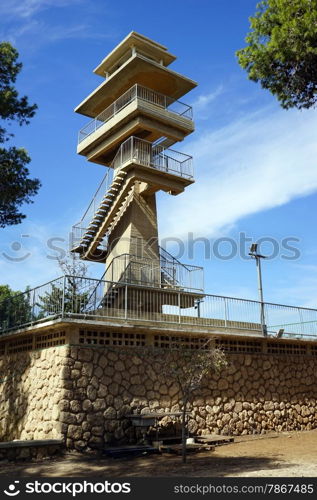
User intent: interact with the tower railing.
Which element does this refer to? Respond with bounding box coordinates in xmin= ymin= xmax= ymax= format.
xmin=103 ymin=253 xmax=203 ymax=292
xmin=114 ymin=136 xmax=194 ymax=180
xmin=71 ymin=136 xmax=193 ymax=252
xmin=159 ymin=246 xmax=203 ymax=291
xmin=1 ymin=275 xmax=317 ymax=339
xmin=78 ymin=84 xmax=193 ymax=144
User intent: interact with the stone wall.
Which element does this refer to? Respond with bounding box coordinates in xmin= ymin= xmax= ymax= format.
xmin=1 ymin=336 xmax=317 ymax=450
xmin=0 ymin=347 xmax=66 ymax=441
xmin=62 ymin=345 xmax=317 ymax=450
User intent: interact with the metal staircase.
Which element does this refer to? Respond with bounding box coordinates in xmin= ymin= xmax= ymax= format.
xmin=71 ymin=168 xmax=127 ymax=255
xmin=71 ymin=135 xmax=193 ymax=261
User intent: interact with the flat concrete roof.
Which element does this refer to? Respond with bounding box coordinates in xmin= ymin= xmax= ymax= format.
xmin=76 ymin=54 xmax=197 ymax=117
xmin=94 ymin=31 xmax=176 ymax=76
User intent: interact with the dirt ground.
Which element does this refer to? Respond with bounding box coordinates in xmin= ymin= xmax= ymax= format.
xmin=1 ymin=430 xmax=317 ymax=477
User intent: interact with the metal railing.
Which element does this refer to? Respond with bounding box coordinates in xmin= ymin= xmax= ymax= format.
xmin=113 ymin=136 xmax=194 ymax=180
xmin=71 ymin=136 xmax=193 ymax=252
xmin=71 ymin=167 xmax=113 ymax=251
xmin=103 ymin=253 xmax=203 ymax=292
xmin=78 ymin=84 xmax=193 ymax=144
xmin=1 ymin=275 xmax=317 ymax=339
xmin=159 ymin=246 xmax=203 ymax=292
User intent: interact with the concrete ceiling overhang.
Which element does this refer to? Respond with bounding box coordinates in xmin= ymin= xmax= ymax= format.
xmin=75 ymin=55 xmax=197 ymax=118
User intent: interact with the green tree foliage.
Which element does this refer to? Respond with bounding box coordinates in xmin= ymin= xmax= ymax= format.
xmin=37 ymin=277 xmax=91 ymax=317
xmin=0 ymin=284 xmax=32 ymax=331
xmin=37 ymin=256 xmax=92 ymax=318
xmin=0 ymin=42 xmax=40 ymax=227
xmin=237 ymin=0 xmax=317 ymax=109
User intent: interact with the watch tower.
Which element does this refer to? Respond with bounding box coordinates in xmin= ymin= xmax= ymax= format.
xmin=71 ymin=32 xmax=203 ymax=305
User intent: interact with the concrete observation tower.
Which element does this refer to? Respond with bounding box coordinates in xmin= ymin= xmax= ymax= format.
xmin=71 ymin=32 xmax=204 ymax=310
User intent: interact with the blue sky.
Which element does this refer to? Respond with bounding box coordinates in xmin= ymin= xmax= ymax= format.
xmin=0 ymin=0 xmax=317 ymax=308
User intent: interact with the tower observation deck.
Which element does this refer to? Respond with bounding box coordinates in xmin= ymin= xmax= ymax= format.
xmin=71 ymin=32 xmax=204 ymax=303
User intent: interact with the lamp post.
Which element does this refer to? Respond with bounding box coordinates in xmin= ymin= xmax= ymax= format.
xmin=194 ymin=298 xmax=203 ymax=318
xmin=249 ymin=243 xmax=267 ymax=337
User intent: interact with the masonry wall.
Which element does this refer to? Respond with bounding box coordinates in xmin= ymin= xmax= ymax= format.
xmin=0 ymin=346 xmax=65 ymax=441
xmin=63 ymin=345 xmax=317 ymax=450
xmin=0 ymin=328 xmax=317 ymax=450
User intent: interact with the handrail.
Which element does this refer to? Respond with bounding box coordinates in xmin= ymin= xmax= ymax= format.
xmin=111 ymin=136 xmax=194 ymax=180
xmin=71 ymin=137 xmax=193 ymax=252
xmin=77 ymin=167 xmax=113 ymax=225
xmin=159 ymin=245 xmax=194 ymax=273
xmin=78 ymin=84 xmax=193 ymax=144
xmin=92 ymin=252 xmax=202 ymax=292
xmin=2 ymin=274 xmax=317 ymax=308
xmin=1 ymin=274 xmax=317 ymax=338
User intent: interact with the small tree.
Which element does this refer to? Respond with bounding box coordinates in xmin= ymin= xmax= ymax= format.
xmin=57 ymin=253 xmax=88 ymax=278
xmin=237 ymin=0 xmax=317 ymax=109
xmin=37 ymin=254 xmax=94 ymax=317
xmin=140 ymin=342 xmax=227 ymax=463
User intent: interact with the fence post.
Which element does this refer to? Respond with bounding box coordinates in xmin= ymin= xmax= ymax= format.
xmin=298 ymin=308 xmax=304 ymax=337
xmin=224 ymin=298 xmax=228 ymax=329
xmin=32 ymin=288 xmax=36 ymax=325
xmin=125 ymin=285 xmax=128 ymax=320
xmin=61 ymin=276 xmax=66 ymax=318
xmin=93 ymin=282 xmax=97 ymax=313
xmin=178 ymin=292 xmax=181 ymax=324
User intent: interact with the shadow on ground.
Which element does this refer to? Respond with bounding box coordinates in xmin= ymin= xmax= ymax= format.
xmin=0 ymin=451 xmax=292 ymax=478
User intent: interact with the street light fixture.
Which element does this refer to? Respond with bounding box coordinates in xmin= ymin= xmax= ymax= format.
xmin=249 ymin=243 xmax=267 ymax=337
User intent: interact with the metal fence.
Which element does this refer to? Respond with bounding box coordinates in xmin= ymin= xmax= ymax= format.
xmin=113 ymin=136 xmax=194 ymax=180
xmin=71 ymin=167 xmax=113 ymax=251
xmin=103 ymin=253 xmax=203 ymax=292
xmin=78 ymin=84 xmax=193 ymax=144
xmin=1 ymin=275 xmax=317 ymax=339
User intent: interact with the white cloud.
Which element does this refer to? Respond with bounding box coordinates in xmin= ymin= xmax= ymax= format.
xmin=4 ymin=20 xmax=113 ymax=45
xmin=192 ymin=86 xmax=224 ymax=118
xmin=0 ymin=0 xmax=81 ymax=19
xmin=158 ymin=106 xmax=317 ymax=240
xmin=0 ymin=0 xmax=115 ymax=46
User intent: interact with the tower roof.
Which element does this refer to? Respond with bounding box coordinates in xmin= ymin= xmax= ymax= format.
xmin=94 ymin=31 xmax=176 ymax=77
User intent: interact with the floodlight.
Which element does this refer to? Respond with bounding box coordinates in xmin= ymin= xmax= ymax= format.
xmin=250 ymin=243 xmax=258 ymax=253
xmin=276 ymin=328 xmax=284 ymax=338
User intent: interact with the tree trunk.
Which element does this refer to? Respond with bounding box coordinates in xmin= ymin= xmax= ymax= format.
xmin=181 ymin=398 xmax=188 ymax=464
